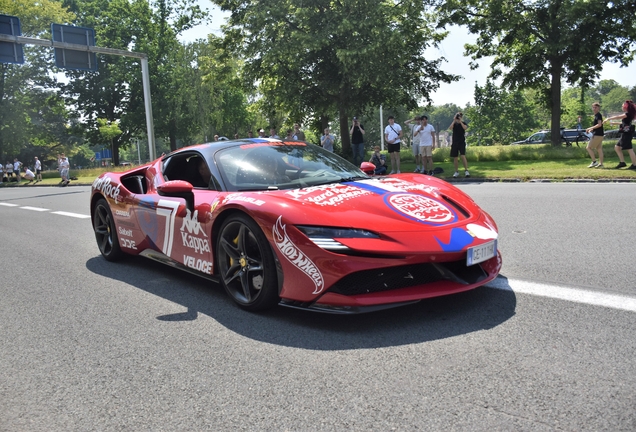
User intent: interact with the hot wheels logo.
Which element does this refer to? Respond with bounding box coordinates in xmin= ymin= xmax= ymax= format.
xmin=387 ymin=193 xmax=456 ymax=224
xmin=273 ymin=216 xmax=324 ymax=294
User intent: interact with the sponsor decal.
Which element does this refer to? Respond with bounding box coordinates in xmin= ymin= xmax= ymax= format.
xmin=118 ymin=226 xmax=133 ymax=237
xmin=224 ymin=193 xmax=265 ymax=206
xmin=273 ymin=216 xmax=324 ymax=294
xmin=354 ymin=178 xmax=441 ymax=197
xmin=386 ymin=193 xmax=457 ymax=224
xmin=92 ymin=176 xmax=121 ymax=204
xmin=115 ymin=209 xmax=130 ymax=217
xmin=466 ymin=223 xmax=498 ymax=240
xmin=240 ymin=141 xmax=306 ymax=149
xmin=120 ymin=238 xmax=137 ymax=250
xmin=180 ymin=209 xmax=210 ymax=254
xmin=435 ymin=228 xmax=475 ymax=252
xmin=183 ymin=255 xmax=212 ymax=274
xmin=286 ymin=184 xmax=371 ymax=206
xmin=117 ymin=220 xmax=136 ymax=228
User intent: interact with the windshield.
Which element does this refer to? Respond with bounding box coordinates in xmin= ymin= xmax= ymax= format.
xmin=215 ymin=141 xmax=370 ymax=191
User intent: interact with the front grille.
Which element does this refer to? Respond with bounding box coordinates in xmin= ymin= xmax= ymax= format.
xmin=328 ymin=260 xmax=487 ymax=296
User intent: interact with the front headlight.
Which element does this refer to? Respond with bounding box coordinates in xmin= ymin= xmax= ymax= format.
xmin=296 ymin=226 xmax=380 ymax=251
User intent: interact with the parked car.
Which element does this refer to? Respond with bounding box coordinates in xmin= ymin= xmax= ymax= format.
xmin=512 ymin=129 xmax=591 ymax=146
xmin=604 ymin=129 xmax=620 ymax=139
xmin=512 ymin=130 xmax=550 ymax=145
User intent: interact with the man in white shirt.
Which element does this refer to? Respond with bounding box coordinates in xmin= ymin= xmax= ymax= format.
xmin=405 ymin=116 xmax=422 ymax=172
xmin=23 ymin=167 xmax=35 ymax=182
xmin=34 ymin=156 xmax=42 ymax=182
xmin=384 ymin=116 xmax=403 ymax=174
xmin=416 ymin=115 xmax=436 ymax=175
xmin=13 ymin=158 xmax=22 ymax=183
xmin=58 ymin=153 xmax=70 ymax=185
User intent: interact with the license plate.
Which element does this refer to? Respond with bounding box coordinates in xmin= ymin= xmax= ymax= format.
xmin=466 ymin=240 xmax=497 ymax=266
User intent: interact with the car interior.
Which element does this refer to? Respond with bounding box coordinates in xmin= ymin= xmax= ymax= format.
xmin=162 ymin=152 xmax=214 ymax=189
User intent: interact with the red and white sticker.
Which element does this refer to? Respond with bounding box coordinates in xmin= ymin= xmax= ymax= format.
xmin=387 ymin=193 xmax=456 ymax=224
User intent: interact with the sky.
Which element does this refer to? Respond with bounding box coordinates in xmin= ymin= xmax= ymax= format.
xmin=180 ymin=4 xmax=636 ymax=108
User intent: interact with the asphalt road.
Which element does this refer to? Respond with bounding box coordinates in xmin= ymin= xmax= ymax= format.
xmin=1 ymin=184 xmax=634 ymax=431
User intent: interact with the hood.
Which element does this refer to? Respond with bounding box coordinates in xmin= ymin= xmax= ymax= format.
xmin=247 ymin=175 xmax=484 ymax=233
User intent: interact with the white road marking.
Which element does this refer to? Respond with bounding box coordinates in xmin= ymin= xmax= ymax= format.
xmin=0 ymin=202 xmax=19 ymax=207
xmin=50 ymin=211 xmax=91 ymax=219
xmin=486 ymin=277 xmax=636 ymax=313
xmin=20 ymin=206 xmax=50 ymax=212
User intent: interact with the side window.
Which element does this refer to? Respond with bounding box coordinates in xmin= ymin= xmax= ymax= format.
xmin=162 ymin=152 xmax=212 ymax=189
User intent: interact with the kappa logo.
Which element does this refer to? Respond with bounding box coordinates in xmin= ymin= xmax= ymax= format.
xmin=181 ymin=209 xmax=207 ymax=236
xmin=180 ymin=209 xmax=210 ymax=254
xmin=273 ymin=216 xmax=324 ymax=294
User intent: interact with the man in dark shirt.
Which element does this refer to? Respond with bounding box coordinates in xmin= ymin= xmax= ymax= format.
xmin=350 ymin=117 xmax=366 ymax=167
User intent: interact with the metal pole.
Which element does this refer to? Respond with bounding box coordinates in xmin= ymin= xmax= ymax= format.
xmin=141 ymin=57 xmax=156 ymax=161
xmin=136 ymin=138 xmax=141 ymax=165
xmin=380 ymin=105 xmax=384 ymax=151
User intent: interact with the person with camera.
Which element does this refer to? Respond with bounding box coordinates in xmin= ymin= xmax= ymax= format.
xmin=350 ymin=117 xmax=365 ymax=166
xmin=448 ymin=112 xmax=469 ymax=177
xmin=384 ymin=116 xmax=403 ymax=174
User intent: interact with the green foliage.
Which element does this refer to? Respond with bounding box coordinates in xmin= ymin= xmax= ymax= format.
xmin=466 ymin=80 xmax=539 ymax=145
xmin=215 ymin=0 xmax=458 ymax=153
xmin=438 ymin=0 xmax=636 ymax=146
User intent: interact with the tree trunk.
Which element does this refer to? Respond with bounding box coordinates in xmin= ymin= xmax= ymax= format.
xmin=338 ymin=108 xmax=351 ymax=158
xmin=549 ymin=59 xmax=563 ymax=147
xmin=169 ymin=119 xmax=177 ymax=151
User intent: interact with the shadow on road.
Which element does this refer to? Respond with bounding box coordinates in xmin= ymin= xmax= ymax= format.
xmin=86 ymin=256 xmax=516 ymax=350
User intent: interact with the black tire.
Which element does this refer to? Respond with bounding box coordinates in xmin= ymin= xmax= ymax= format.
xmin=216 ymin=214 xmax=279 ymax=311
xmin=93 ymin=198 xmax=124 ymax=262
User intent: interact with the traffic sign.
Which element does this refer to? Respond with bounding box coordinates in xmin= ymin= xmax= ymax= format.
xmin=0 ymin=15 xmax=24 ymax=64
xmin=51 ymin=24 xmax=97 ymax=71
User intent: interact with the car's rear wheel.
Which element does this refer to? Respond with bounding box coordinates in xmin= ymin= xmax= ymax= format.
xmin=93 ymin=198 xmax=124 ymax=262
xmin=216 ymin=214 xmax=279 ymax=311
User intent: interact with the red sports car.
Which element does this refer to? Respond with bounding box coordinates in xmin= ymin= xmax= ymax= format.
xmin=91 ymin=139 xmax=501 ymax=313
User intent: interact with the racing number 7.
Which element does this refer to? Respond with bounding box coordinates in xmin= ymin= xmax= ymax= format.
xmin=156 ymin=199 xmax=180 ymax=256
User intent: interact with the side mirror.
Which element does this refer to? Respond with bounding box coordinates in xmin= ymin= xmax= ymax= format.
xmin=157 ymin=180 xmax=194 ymax=212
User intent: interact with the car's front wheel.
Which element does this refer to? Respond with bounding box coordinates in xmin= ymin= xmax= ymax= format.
xmin=93 ymin=198 xmax=124 ymax=262
xmin=216 ymin=214 xmax=279 ymax=311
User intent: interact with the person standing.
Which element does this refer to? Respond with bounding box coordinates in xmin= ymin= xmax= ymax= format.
xmin=269 ymin=128 xmax=280 ymax=139
xmin=293 ymin=123 xmax=305 ymax=141
xmin=448 ymin=112 xmax=469 ymax=177
xmin=585 ymin=103 xmax=605 ymax=168
xmin=405 ymin=116 xmax=422 ymax=172
xmin=13 ymin=158 xmax=22 ymax=183
xmin=321 ymin=128 xmax=335 ymax=152
xmin=349 ymin=117 xmax=365 ymax=167
xmin=58 ymin=153 xmax=70 ymax=185
xmin=285 ymin=129 xmax=294 ymax=140
xmin=605 ymin=100 xmax=636 ymax=170
xmin=258 ymin=129 xmax=266 ymax=138
xmin=34 ymin=157 xmax=42 ymax=182
xmin=384 ymin=116 xmax=403 ymax=174
xmin=416 ymin=115 xmax=436 ymax=175
xmin=5 ymin=161 xmax=13 ymax=180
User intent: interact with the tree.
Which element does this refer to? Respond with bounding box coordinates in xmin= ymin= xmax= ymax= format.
xmin=0 ymin=0 xmax=75 ymax=161
xmin=438 ymin=0 xmax=636 ymax=146
xmin=60 ymin=0 xmax=206 ymax=163
xmin=214 ymin=0 xmax=458 ymax=155
xmin=466 ymin=80 xmax=539 ymax=145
